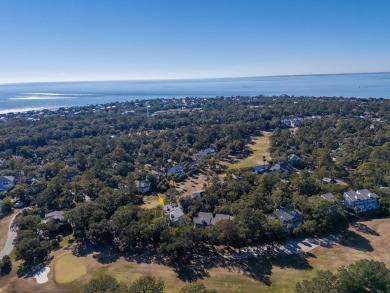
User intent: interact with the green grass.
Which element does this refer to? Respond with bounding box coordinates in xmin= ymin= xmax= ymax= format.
xmin=228 ymin=135 xmax=271 ymax=170
xmin=59 ymin=235 xmax=74 ymax=248
xmin=50 ymin=218 xmax=389 ymax=293
xmin=54 ymin=252 xmax=88 ymax=284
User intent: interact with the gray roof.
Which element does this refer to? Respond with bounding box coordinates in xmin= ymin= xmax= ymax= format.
xmin=345 ymin=189 xmax=378 ymax=201
xmin=210 ymin=214 xmax=233 ymax=225
xmin=164 ymin=203 xmax=184 ymax=221
xmin=288 ymin=154 xmax=301 ymax=161
xmin=0 ymin=176 xmax=15 ymax=183
xmin=344 ymin=191 xmax=361 ymax=201
xmin=356 ymin=189 xmax=378 ymax=199
xmin=193 ymin=212 xmax=213 ymax=226
xmin=168 ymin=165 xmax=184 ymax=175
xmin=321 ymin=193 xmax=335 ymax=201
xmin=270 ymin=162 xmax=293 ymax=173
xmin=272 ymin=209 xmax=294 ymax=222
xmin=43 ymin=211 xmax=65 ymax=222
xmin=168 ymin=209 xmax=184 ymax=221
xmin=135 ymin=180 xmax=151 ymax=188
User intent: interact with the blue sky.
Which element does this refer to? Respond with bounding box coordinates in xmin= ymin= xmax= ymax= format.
xmin=1 ymin=0 xmax=390 ymax=83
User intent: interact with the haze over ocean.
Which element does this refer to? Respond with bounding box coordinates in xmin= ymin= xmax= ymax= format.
xmin=0 ymin=72 xmax=389 ymax=114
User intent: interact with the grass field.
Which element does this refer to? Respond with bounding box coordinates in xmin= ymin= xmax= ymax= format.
xmin=54 ymin=252 xmax=88 ymax=284
xmin=175 ymin=172 xmax=209 ymax=197
xmin=1 ymin=218 xmax=389 ymax=293
xmin=226 ymin=134 xmax=271 ymax=170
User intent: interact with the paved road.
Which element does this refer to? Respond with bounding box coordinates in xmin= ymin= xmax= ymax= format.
xmin=0 ymin=212 xmax=20 ymax=258
xmin=220 ymin=235 xmax=340 ymax=260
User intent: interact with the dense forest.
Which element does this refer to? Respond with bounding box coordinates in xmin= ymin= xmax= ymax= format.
xmin=0 ymin=96 xmax=389 ymax=265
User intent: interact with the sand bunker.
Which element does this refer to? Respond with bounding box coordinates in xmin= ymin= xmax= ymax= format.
xmin=34 ymin=267 xmax=50 ymax=284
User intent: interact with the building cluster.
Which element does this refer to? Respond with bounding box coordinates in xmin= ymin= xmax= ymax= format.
xmin=193 ymin=212 xmax=234 ymax=227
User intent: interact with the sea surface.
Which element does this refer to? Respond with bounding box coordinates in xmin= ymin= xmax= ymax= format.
xmin=0 ymin=72 xmax=390 ymax=114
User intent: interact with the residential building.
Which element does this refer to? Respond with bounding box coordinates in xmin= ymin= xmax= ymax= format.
xmin=192 ymin=190 xmax=205 ymax=198
xmin=321 ymin=193 xmax=335 ymax=201
xmin=0 ymin=176 xmax=15 ymax=191
xmin=343 ymin=189 xmax=379 ymax=213
xmin=210 ymin=213 xmax=233 ymax=225
xmin=281 ymin=117 xmax=303 ymax=128
xmin=192 ymin=148 xmax=216 ymax=161
xmin=164 ymin=203 xmax=184 ymax=222
xmin=270 ymin=162 xmax=293 ymax=173
xmin=288 ymin=154 xmax=301 ymax=166
xmin=135 ymin=180 xmax=151 ymax=193
xmin=193 ymin=212 xmax=214 ymax=227
xmin=42 ymin=211 xmax=65 ymax=223
xmin=253 ymin=164 xmax=271 ymax=174
xmin=193 ymin=212 xmax=233 ymax=227
xmin=167 ymin=165 xmax=185 ymax=177
xmin=271 ymin=208 xmax=301 ymax=228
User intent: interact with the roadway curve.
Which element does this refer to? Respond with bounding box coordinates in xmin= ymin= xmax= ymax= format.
xmin=0 ymin=211 xmax=20 ymax=258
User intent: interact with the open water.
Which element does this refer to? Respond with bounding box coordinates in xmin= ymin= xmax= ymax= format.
xmin=0 ymin=72 xmax=389 ymax=114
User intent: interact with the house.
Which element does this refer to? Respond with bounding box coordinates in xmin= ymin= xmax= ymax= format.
xmin=288 ymin=154 xmax=301 ymax=166
xmin=270 ymin=162 xmax=293 ymax=173
xmin=14 ymin=200 xmax=24 ymax=208
xmin=211 ymin=213 xmax=233 ymax=225
xmin=253 ymin=164 xmax=271 ymax=175
xmin=192 ymin=189 xmax=205 ymax=198
xmin=167 ymin=165 xmax=185 ymax=177
xmin=164 ymin=203 xmax=184 ymax=222
xmin=281 ymin=117 xmax=303 ymax=128
xmin=193 ymin=212 xmax=233 ymax=227
xmin=193 ymin=212 xmax=213 ymax=227
xmin=321 ymin=193 xmax=335 ymax=201
xmin=192 ymin=148 xmax=216 ymax=161
xmin=0 ymin=176 xmax=15 ymax=191
xmin=271 ymin=208 xmax=301 ymax=228
xmin=42 ymin=211 xmax=65 ymax=223
xmin=343 ymin=189 xmax=379 ymax=213
xmin=135 ymin=180 xmax=151 ymax=193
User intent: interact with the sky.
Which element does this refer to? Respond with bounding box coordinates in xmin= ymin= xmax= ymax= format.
xmin=1 ymin=0 xmax=390 ymax=83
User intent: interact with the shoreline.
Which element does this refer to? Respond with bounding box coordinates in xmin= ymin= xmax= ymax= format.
xmin=0 ymin=94 xmax=387 ymax=116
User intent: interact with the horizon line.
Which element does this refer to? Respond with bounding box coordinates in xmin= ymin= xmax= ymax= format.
xmin=1 ymin=70 xmax=390 ymax=86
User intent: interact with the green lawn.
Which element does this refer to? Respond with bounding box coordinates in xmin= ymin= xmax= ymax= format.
xmin=227 ymin=135 xmax=271 ymax=170
xmin=54 ymin=252 xmax=88 ymax=284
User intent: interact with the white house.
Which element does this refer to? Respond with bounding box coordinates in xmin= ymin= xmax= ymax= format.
xmin=0 ymin=176 xmax=15 ymax=191
xmin=343 ymin=189 xmax=379 ymax=213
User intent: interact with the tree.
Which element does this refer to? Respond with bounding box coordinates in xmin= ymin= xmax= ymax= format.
xmin=85 ymin=275 xmax=128 ymax=293
xmin=15 ymin=230 xmax=48 ymax=264
xmin=179 ymin=282 xmax=217 ymax=293
xmin=128 ymin=275 xmax=164 ymax=293
xmin=1 ymin=197 xmax=13 ymax=214
xmin=295 ymin=270 xmax=338 ymax=293
xmin=0 ymin=255 xmax=12 ymax=275
xmin=295 ymin=260 xmax=390 ymax=293
xmin=337 ymin=259 xmax=390 ymax=293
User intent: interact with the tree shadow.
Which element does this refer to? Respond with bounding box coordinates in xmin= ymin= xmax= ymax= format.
xmin=351 ymin=222 xmax=380 ymax=236
xmin=17 ymin=256 xmax=53 ymax=278
xmin=73 ymin=243 xmax=121 ymax=264
xmin=270 ymin=252 xmax=314 ymax=271
xmin=339 ymin=231 xmax=373 ymax=252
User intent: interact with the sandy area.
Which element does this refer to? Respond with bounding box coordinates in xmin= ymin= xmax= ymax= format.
xmin=34 ymin=267 xmax=50 ymax=284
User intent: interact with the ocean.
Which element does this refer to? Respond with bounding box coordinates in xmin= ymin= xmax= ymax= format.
xmin=0 ymin=72 xmax=390 ymax=114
